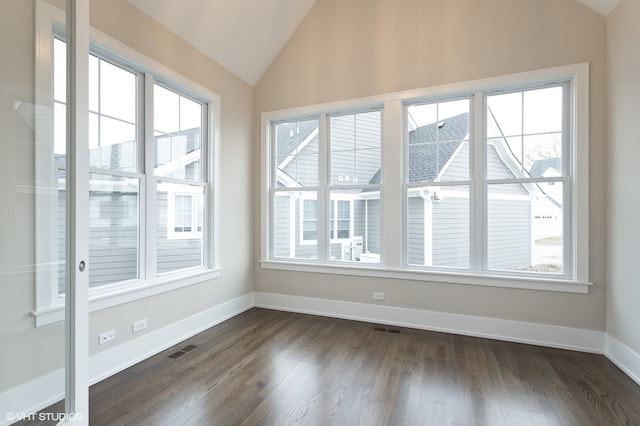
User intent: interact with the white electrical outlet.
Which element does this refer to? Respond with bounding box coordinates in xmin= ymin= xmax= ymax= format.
xmin=372 ymin=291 xmax=385 ymax=301
xmin=132 ymin=319 xmax=147 ymax=333
xmin=99 ymin=330 xmax=116 ymax=345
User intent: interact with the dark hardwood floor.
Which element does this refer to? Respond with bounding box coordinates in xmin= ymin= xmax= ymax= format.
xmin=19 ymin=308 xmax=640 ymax=425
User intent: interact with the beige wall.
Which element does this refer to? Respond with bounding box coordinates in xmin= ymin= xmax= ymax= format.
xmin=606 ymin=0 xmax=640 ymax=355
xmin=254 ymin=0 xmax=608 ymax=330
xmin=0 ymin=0 xmax=254 ymax=391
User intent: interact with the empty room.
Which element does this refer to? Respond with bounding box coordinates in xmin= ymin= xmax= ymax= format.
xmin=1 ymin=0 xmax=640 ymax=424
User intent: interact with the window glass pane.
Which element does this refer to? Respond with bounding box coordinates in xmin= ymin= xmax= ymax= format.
xmin=99 ymin=59 xmax=136 ymax=123
xmin=330 ymin=189 xmax=380 ymax=264
xmin=487 ymin=183 xmax=563 ymax=274
xmin=154 ymin=84 xmax=203 ymax=181
xmin=89 ymin=173 xmax=140 ymax=287
xmin=487 ymin=91 xmax=522 ymax=137
xmin=524 ymin=86 xmax=563 ymax=135
xmin=89 ymin=55 xmax=99 ymax=112
xmin=274 ymin=119 xmax=319 ymax=188
xmin=153 ymin=84 xmax=180 ymax=134
xmin=330 ymin=111 xmax=381 ymax=185
xmin=523 ymin=134 xmax=563 ymax=177
xmin=84 ymin=56 xmax=138 ymax=172
xmin=407 ymin=185 xmax=469 ymax=268
xmin=174 ymin=194 xmax=193 ymax=232
xmin=272 ymin=190 xmax=317 ymax=260
xmin=487 ymin=86 xmax=564 ymax=180
xmin=89 ymin=115 xmax=137 ymax=171
xmin=156 ymin=182 xmax=204 ymax=274
xmin=54 ymin=102 xmax=66 ymax=155
xmin=407 ymin=100 xmax=469 ymax=183
xmin=53 ymin=38 xmax=66 ymax=103
xmin=487 ymin=137 xmax=525 ymax=179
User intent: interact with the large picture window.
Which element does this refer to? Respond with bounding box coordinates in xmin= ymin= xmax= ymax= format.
xmin=262 ymin=64 xmax=589 ymax=293
xmin=34 ymin=4 xmax=220 ymax=325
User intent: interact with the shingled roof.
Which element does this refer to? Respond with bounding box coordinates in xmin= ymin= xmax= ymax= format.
xmin=368 ymin=112 xmax=469 ymax=185
xmin=529 ymin=157 xmax=562 ymax=178
xmin=275 ymin=119 xmax=318 ymax=161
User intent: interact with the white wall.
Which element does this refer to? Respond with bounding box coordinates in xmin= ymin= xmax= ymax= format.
xmin=254 ymin=0 xmax=608 ymax=331
xmin=606 ymin=0 xmax=640 ymax=356
xmin=0 ymin=0 xmax=254 ymax=393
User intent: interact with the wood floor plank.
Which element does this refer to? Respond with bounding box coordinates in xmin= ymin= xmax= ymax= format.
xmin=17 ymin=308 xmax=640 ymax=426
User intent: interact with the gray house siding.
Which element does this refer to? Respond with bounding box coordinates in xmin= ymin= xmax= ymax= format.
xmin=273 ymin=194 xmax=291 ymax=257
xmin=407 ymin=141 xmax=530 ymax=269
xmin=56 ymin=189 xmax=202 ymax=292
xmin=407 ymin=196 xmax=425 ymax=265
xmin=432 ymin=194 xmax=470 ymax=268
xmin=364 ymin=199 xmax=380 ymax=254
xmin=156 ymin=191 xmax=202 ymax=274
xmin=486 ymin=144 xmax=531 ymax=270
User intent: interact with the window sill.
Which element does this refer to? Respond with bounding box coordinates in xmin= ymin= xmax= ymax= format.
xmin=260 ymin=260 xmax=591 ymax=294
xmin=32 ymin=268 xmax=221 ymax=327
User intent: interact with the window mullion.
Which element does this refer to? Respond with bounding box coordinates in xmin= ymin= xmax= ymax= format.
xmin=144 ymin=73 xmax=157 ymax=279
xmin=383 ymin=99 xmax=402 ymax=268
xmin=472 ymin=92 xmax=486 ymax=272
xmin=317 ymin=114 xmax=328 ymax=262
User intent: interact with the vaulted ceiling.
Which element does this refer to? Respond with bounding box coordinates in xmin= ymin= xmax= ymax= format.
xmin=127 ymin=0 xmax=619 ymax=87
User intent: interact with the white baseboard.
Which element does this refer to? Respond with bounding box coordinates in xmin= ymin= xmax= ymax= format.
xmin=0 ymin=293 xmax=253 ymax=426
xmin=605 ymin=334 xmax=640 ymax=387
xmin=254 ymin=292 xmax=605 ymax=353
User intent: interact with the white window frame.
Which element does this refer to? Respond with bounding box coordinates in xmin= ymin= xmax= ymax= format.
xmin=34 ymin=1 xmax=221 ymax=326
xmin=261 ymin=63 xmax=590 ymax=294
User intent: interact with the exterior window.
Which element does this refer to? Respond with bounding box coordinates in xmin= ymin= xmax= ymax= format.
xmin=34 ymin=6 xmax=220 ymax=325
xmin=167 ymin=192 xmax=203 ymax=239
xmin=263 ymin=64 xmax=589 ymax=292
xmin=301 ymin=199 xmax=352 ymax=243
xmin=332 ymin=200 xmax=351 ymax=240
xmin=302 ymin=199 xmax=318 ymax=241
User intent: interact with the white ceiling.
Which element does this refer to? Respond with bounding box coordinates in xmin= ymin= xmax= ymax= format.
xmin=127 ymin=0 xmax=619 ymax=87
xmin=127 ymin=0 xmax=317 ymax=86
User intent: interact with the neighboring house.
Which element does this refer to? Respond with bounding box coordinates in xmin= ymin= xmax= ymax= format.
xmin=273 ymin=112 xmax=544 ymax=270
xmin=54 ymin=128 xmax=203 ymax=293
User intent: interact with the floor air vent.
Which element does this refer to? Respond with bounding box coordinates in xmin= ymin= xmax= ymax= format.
xmin=374 ymin=327 xmax=401 ymax=334
xmin=168 ymin=344 xmax=197 ymax=359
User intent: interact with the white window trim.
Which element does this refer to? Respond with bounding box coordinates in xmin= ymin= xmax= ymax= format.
xmin=261 ymin=63 xmax=590 ymax=294
xmin=34 ymin=1 xmax=221 ymax=326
